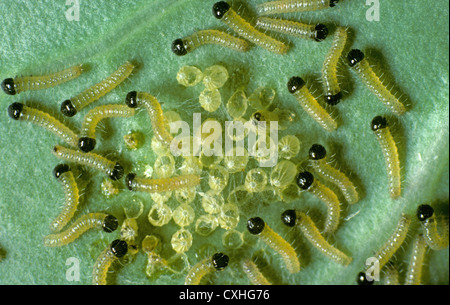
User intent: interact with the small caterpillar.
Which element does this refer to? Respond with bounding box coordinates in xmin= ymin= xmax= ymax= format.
xmin=184 ymin=252 xmax=229 ymax=285
xmin=52 ymin=145 xmax=124 ymax=180
xmin=416 ymin=204 xmax=449 ymax=250
xmin=43 ymin=213 xmax=118 ymax=247
xmin=79 ymin=104 xmax=135 ymax=152
xmin=321 ymin=27 xmax=347 ymax=105
xmin=247 ymin=217 xmax=300 ymax=273
xmin=404 ymin=233 xmax=427 ymax=285
xmin=281 ymin=210 xmax=352 ymax=266
xmin=371 ymin=116 xmax=401 ymax=199
xmin=296 ymin=171 xmax=341 ymax=234
xmin=257 ymin=0 xmax=339 ymax=16
xmin=8 ymin=102 xmax=79 ymax=148
xmin=126 ymin=173 xmax=201 ymax=193
xmin=308 ymin=144 xmax=359 ymax=204
xmin=171 ymin=30 xmax=250 ymax=56
xmin=212 ymin=1 xmax=288 ymax=55
xmin=61 ymin=61 xmax=134 ymax=117
xmin=287 ymin=76 xmax=338 ymax=132
xmin=1 ymin=64 xmax=83 ymax=95
xmin=347 ymin=49 xmax=406 ymax=116
xmin=241 ymin=259 xmax=272 ymax=285
xmin=371 ymin=213 xmax=411 ymax=270
xmin=50 ymin=164 xmax=80 ymax=232
xmin=255 ymin=17 xmax=328 ymax=42
xmin=125 ymin=91 xmax=173 ymax=148
xmin=92 ymin=239 xmax=128 ymax=285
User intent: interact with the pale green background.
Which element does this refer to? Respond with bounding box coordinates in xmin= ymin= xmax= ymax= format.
xmin=0 ymin=0 xmax=448 ymax=285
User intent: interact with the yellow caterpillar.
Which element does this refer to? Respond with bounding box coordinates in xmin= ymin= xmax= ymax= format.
xmin=172 ymin=30 xmax=250 ymax=56
xmin=213 ymin=1 xmax=288 ymax=55
xmin=2 ymin=64 xmax=83 ymax=95
xmin=8 ymin=102 xmax=79 ymax=148
xmin=247 ymin=217 xmax=300 ymax=273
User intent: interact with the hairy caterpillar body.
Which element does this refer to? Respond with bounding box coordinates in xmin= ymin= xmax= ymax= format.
xmin=43 ymin=213 xmax=118 ymax=247
xmin=287 ymin=76 xmax=338 ymax=132
xmin=184 ymin=253 xmax=229 ymax=285
xmin=52 ymin=145 xmax=124 ymax=181
xmin=1 ymin=64 xmax=83 ymax=95
xmin=125 ymin=91 xmax=173 ymax=148
xmin=50 ymin=164 xmax=80 ymax=232
xmin=416 ymin=204 xmax=449 ymax=250
xmin=255 ymin=17 xmax=328 ymax=42
xmin=8 ymin=102 xmax=79 ymax=148
xmin=321 ymin=27 xmax=347 ymax=105
xmin=241 ymin=259 xmax=272 ymax=285
xmin=347 ymin=49 xmax=406 ymax=116
xmin=92 ymin=239 xmax=128 ymax=285
xmin=257 ymin=0 xmax=339 ymax=16
xmin=126 ymin=173 xmax=201 ymax=193
xmin=61 ymin=61 xmax=134 ymax=117
xmin=371 ymin=116 xmax=401 ymax=199
xmin=172 ymin=30 xmax=250 ymax=56
xmin=282 ymin=210 xmax=352 ymax=266
xmin=247 ymin=217 xmax=300 ymax=273
xmin=213 ymin=1 xmax=288 ymax=55
xmin=79 ymin=104 xmax=135 ymax=152
xmin=372 ymin=213 xmax=411 ymax=270
xmin=308 ymin=144 xmax=359 ymax=204
xmin=404 ymin=233 xmax=427 ymax=285
xmin=296 ymin=171 xmax=341 ymax=234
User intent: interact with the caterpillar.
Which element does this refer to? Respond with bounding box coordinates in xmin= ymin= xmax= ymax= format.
xmin=184 ymin=252 xmax=229 ymax=285
xmin=247 ymin=217 xmax=300 ymax=273
xmin=255 ymin=17 xmax=328 ymax=42
xmin=78 ymin=104 xmax=135 ymax=152
xmin=43 ymin=213 xmax=118 ymax=247
xmin=404 ymin=233 xmax=427 ymax=285
xmin=171 ymin=30 xmax=250 ymax=56
xmin=347 ymin=49 xmax=406 ymax=116
xmin=281 ymin=210 xmax=352 ymax=266
xmin=125 ymin=91 xmax=173 ymax=148
xmin=308 ymin=144 xmax=359 ymax=204
xmin=287 ymin=76 xmax=338 ymax=132
xmin=371 ymin=213 xmax=411 ymax=270
xmin=126 ymin=173 xmax=201 ymax=193
xmin=241 ymin=259 xmax=272 ymax=285
xmin=8 ymin=102 xmax=79 ymax=148
xmin=212 ymin=1 xmax=288 ymax=55
xmin=61 ymin=61 xmax=134 ymax=117
xmin=416 ymin=204 xmax=449 ymax=250
xmin=321 ymin=27 xmax=347 ymax=105
xmin=50 ymin=164 xmax=80 ymax=232
xmin=92 ymin=239 xmax=128 ymax=285
xmin=371 ymin=116 xmax=401 ymax=199
xmin=256 ymin=0 xmax=339 ymax=15
xmin=1 ymin=64 xmax=83 ymax=95
xmin=52 ymin=145 xmax=124 ymax=180
xmin=296 ymin=171 xmax=341 ymax=234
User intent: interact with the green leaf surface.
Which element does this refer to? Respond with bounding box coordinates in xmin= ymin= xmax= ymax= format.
xmin=0 ymin=0 xmax=448 ymax=285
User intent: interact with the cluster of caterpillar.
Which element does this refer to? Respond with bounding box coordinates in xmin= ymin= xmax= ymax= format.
xmin=1 ymin=0 xmax=446 ymax=287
